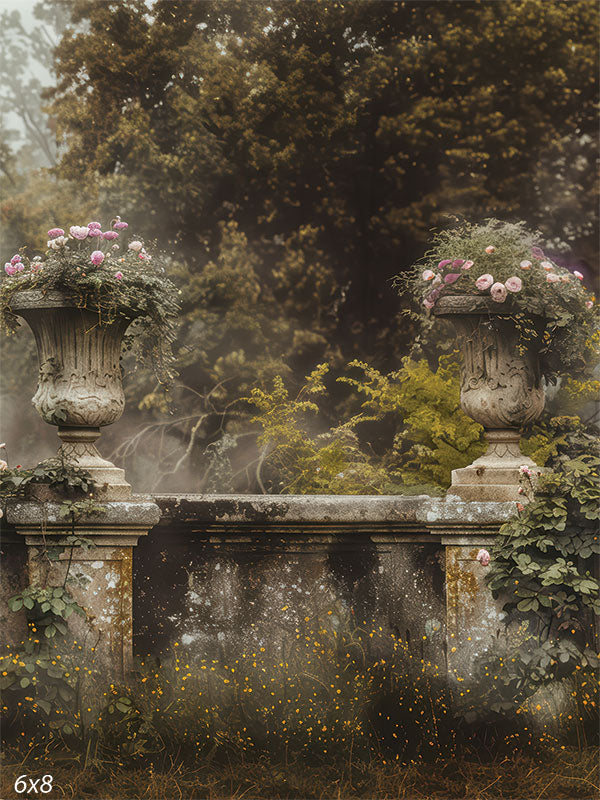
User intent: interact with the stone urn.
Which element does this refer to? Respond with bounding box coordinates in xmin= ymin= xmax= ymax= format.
xmin=433 ymin=295 xmax=545 ymax=501
xmin=10 ymin=290 xmax=136 ymax=499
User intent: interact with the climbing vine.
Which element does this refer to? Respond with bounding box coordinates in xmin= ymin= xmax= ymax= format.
xmin=467 ymin=416 xmax=600 ymax=721
xmin=1 ymin=457 xmax=105 ymax=738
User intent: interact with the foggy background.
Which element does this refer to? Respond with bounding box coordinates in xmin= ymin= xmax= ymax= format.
xmin=0 ymin=0 xmax=597 ymax=494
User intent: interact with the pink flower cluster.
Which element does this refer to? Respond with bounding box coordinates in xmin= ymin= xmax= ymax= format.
xmin=419 ymin=239 xmax=595 ymax=314
xmin=4 ymin=254 xmax=25 ymax=276
xmin=3 ymin=215 xmax=142 ymax=278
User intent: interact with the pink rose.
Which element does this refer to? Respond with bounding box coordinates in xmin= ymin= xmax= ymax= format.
xmin=520 ymin=260 xmax=531 ymax=269
xmin=87 ymin=221 xmax=101 ymax=229
xmin=505 ymin=276 xmax=522 ymax=293
xmin=585 ymin=300 xmax=593 ymax=309
xmin=519 ymin=465 xmax=533 ymax=476
xmin=47 ymin=227 xmax=65 ymax=239
xmin=485 ymin=245 xmax=495 ymax=254
xmin=10 ymin=254 xmax=22 ymax=265
xmin=128 ymin=240 xmax=143 ymax=252
xmin=573 ymin=271 xmax=584 ymax=280
xmin=462 ymin=260 xmax=474 ymax=270
xmin=437 ymin=259 xmax=452 ymax=269
xmin=546 ymin=274 xmax=560 ymax=283
xmin=88 ymin=227 xmax=103 ymax=237
xmin=90 ymin=250 xmax=105 ymax=265
xmin=452 ymin=259 xmax=465 ymax=268
xmin=113 ymin=221 xmax=128 ymax=231
xmin=422 ymin=269 xmax=435 ymax=281
xmin=16 ymin=261 xmax=24 ymax=272
xmin=114 ymin=271 xmax=123 ymax=280
xmin=476 ymin=549 xmax=491 ymax=567
xmin=4 ymin=263 xmax=17 ymax=276
xmin=476 ymin=274 xmax=494 ymax=291
xmin=103 ymin=230 xmax=119 ymax=241
xmin=490 ymin=282 xmax=507 ymax=302
xmin=531 ymin=246 xmax=544 ymax=260
xmin=70 ymin=225 xmax=90 ymax=240
xmin=444 ymin=273 xmax=460 ymax=284
xmin=425 ymin=287 xmax=441 ymax=307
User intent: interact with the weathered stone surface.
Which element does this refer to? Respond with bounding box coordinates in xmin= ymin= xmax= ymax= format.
xmin=445 ymin=540 xmax=504 ymax=681
xmin=134 ymin=525 xmax=447 ymax=673
xmin=7 ymin=499 xmax=161 ymax=532
xmin=136 ymin=494 xmax=516 ymax=683
xmin=3 ymin=492 xmax=517 ymax=683
xmin=433 ymin=295 xmax=545 ymax=501
xmin=154 ymin=493 xmax=516 ymax=531
xmin=6 ymin=498 xmax=160 ymax=677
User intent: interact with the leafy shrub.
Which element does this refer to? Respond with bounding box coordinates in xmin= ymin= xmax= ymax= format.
xmin=250 ymin=355 xmax=484 ymax=493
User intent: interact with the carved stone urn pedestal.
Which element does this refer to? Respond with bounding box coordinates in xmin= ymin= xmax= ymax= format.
xmin=10 ymin=290 xmax=135 ymax=500
xmin=433 ymin=295 xmax=545 ymax=502
xmin=7 ymin=290 xmax=161 ymax=680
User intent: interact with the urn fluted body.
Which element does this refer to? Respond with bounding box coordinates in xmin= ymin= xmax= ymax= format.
xmin=11 ymin=291 xmax=134 ymax=498
xmin=433 ymin=295 xmax=545 ymax=501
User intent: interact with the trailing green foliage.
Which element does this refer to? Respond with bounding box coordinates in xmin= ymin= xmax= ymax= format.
xmin=0 ymin=459 xmax=95 ymax=505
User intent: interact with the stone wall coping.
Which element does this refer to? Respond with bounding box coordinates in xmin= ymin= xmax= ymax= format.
xmin=6 ymin=499 xmax=161 ymax=528
xmin=151 ymin=493 xmax=517 ymax=528
xmin=4 ymin=494 xmax=518 ymax=536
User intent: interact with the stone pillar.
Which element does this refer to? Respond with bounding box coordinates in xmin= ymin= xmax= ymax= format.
xmin=420 ymin=499 xmax=515 ymax=681
xmin=6 ymin=500 xmax=160 ymax=678
xmin=442 ymin=535 xmax=505 ymax=682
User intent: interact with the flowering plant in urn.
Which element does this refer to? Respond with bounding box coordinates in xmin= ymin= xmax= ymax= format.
xmin=0 ymin=217 xmax=180 ymax=498
xmin=397 ymin=220 xmax=599 ymax=502
xmin=1 ymin=217 xmax=179 ymax=385
xmin=402 ymin=220 xmax=599 ymax=384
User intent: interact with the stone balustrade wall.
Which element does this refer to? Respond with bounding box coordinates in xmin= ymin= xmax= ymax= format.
xmin=2 ymin=493 xmax=517 ymax=682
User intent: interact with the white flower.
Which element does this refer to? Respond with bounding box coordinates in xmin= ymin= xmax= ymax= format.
xmin=128 ymin=240 xmax=144 ymax=252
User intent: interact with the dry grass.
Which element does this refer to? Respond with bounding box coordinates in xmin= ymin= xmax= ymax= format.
xmin=0 ymin=748 xmax=598 ymax=800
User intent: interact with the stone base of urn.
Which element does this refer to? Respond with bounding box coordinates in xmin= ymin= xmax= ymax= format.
xmin=447 ymin=429 xmax=539 ymax=502
xmin=58 ymin=426 xmax=132 ymax=500
xmin=6 ymin=499 xmax=160 ymax=679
